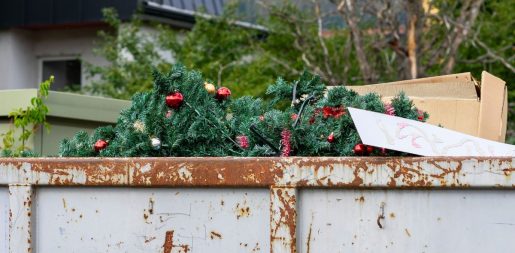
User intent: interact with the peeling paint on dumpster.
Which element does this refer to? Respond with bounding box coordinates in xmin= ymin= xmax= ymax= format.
xmin=35 ymin=188 xmax=270 ymax=253
xmin=1 ymin=187 xmax=8 ymax=253
xmin=0 ymin=157 xmax=514 ymax=253
xmin=0 ymin=157 xmax=513 ymax=188
xmin=297 ymin=189 xmax=515 ymax=253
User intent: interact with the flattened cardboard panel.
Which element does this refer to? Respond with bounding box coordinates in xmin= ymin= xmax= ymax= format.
xmin=381 ymin=97 xmax=480 ymax=137
xmin=347 ymin=81 xmax=478 ymax=99
xmin=479 ymin=71 xmax=507 ymax=142
xmin=501 ymin=87 xmax=508 ymax=142
xmin=348 ymin=107 xmax=515 ymax=156
xmin=362 ymin=72 xmax=472 ymax=86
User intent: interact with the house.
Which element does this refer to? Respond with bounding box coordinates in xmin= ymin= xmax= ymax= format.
xmin=0 ymin=0 xmax=230 ymax=91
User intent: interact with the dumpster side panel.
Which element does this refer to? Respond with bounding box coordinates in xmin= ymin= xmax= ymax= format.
xmin=0 ymin=157 xmax=513 ymax=253
xmin=35 ymin=188 xmax=269 ymax=253
xmin=297 ymin=189 xmax=515 ymax=253
xmin=1 ymin=187 xmax=8 ymax=253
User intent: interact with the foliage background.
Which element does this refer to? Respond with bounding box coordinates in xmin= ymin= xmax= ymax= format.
xmin=80 ymin=0 xmax=514 ymax=143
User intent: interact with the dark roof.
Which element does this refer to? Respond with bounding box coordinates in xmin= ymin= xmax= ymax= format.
xmin=142 ymin=0 xmax=267 ymax=31
xmin=0 ymin=0 xmax=228 ymax=29
xmin=0 ymin=0 xmax=138 ymax=29
xmin=147 ymin=0 xmax=227 ymax=16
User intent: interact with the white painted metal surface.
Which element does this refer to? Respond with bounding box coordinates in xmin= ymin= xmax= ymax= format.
xmin=0 ymin=157 xmax=514 ymax=253
xmin=8 ymin=185 xmax=32 ymax=253
xmin=297 ymin=189 xmax=515 ymax=253
xmin=270 ymin=187 xmax=296 ymax=253
xmin=1 ymin=187 xmax=8 ymax=253
xmin=35 ymin=188 xmax=269 ymax=253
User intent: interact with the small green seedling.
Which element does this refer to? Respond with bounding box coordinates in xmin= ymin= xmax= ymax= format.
xmin=1 ymin=76 xmax=53 ymax=157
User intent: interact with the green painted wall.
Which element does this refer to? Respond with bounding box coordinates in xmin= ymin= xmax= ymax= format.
xmin=0 ymin=90 xmax=130 ymax=156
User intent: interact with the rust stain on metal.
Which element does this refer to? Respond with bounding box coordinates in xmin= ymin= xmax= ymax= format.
xmin=251 ymin=243 xmax=261 ymax=252
xmin=162 ymin=230 xmax=190 ymax=253
xmin=503 ymin=168 xmax=515 ymax=176
xmin=235 ymin=202 xmax=251 ymax=219
xmin=129 ymin=158 xmax=280 ymax=187
xmin=405 ymin=228 xmax=412 ymax=237
xmin=148 ymin=197 xmax=154 ymax=214
xmin=144 ymin=236 xmax=156 ymax=243
xmin=210 ymin=231 xmax=222 ymax=239
xmin=270 ymin=187 xmax=297 ymax=253
xmin=163 ymin=230 xmax=174 ymax=253
xmin=306 ymin=221 xmax=313 ymax=253
xmin=355 ymin=196 xmax=365 ymax=203
xmin=179 ymin=245 xmax=190 ymax=253
xmin=0 ymin=157 xmax=513 ymax=188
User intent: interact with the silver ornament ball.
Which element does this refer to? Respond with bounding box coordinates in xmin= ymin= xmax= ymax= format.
xmin=150 ymin=137 xmax=161 ymax=150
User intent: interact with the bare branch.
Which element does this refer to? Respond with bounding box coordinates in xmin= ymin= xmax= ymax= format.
xmin=216 ymin=62 xmax=237 ymax=86
xmin=472 ymin=36 xmax=515 ymax=73
xmin=443 ymin=0 xmax=484 ymax=73
xmin=335 ymin=0 xmax=377 ymax=83
xmin=262 ymin=50 xmax=301 ymax=75
xmin=314 ymin=0 xmax=335 ymax=81
xmin=407 ymin=15 xmax=417 ymax=78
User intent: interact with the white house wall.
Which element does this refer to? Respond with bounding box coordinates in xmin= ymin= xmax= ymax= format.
xmin=32 ymin=27 xmax=108 ymax=86
xmin=0 ymin=24 xmax=177 ymax=90
xmin=0 ymin=30 xmax=37 ymax=89
xmin=0 ymin=27 xmax=105 ymax=90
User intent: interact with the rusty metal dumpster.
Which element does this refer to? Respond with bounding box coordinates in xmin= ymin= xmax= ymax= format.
xmin=1 ymin=157 xmax=514 ymax=253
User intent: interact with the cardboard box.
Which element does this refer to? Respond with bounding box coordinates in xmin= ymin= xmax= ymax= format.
xmin=346 ymin=71 xmax=508 ymax=142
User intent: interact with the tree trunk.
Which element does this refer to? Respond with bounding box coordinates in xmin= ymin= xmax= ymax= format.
xmin=407 ymin=15 xmax=417 ymax=79
xmin=336 ymin=0 xmax=377 ymax=83
xmin=443 ymin=0 xmax=484 ymax=74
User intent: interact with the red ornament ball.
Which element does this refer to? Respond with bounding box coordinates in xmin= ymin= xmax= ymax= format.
xmin=327 ymin=132 xmax=335 ymax=143
xmin=94 ymin=139 xmax=108 ymax=152
xmin=216 ymin=87 xmax=231 ymax=100
xmin=366 ymin=145 xmax=374 ymax=154
xmin=380 ymin=147 xmax=387 ymax=156
xmin=165 ymin=92 xmax=184 ymax=109
xmin=353 ymin=143 xmax=366 ymax=156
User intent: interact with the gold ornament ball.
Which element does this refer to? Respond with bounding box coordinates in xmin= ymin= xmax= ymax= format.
xmin=133 ymin=120 xmax=145 ymax=132
xmin=204 ymin=82 xmax=216 ymax=94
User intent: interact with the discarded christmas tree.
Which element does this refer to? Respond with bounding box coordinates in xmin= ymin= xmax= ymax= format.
xmin=59 ymin=64 xmax=427 ymax=157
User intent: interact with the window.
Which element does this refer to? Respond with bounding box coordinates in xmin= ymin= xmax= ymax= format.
xmin=41 ymin=59 xmax=81 ymax=90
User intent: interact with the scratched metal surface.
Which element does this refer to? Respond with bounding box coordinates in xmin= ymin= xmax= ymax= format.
xmin=0 ymin=157 xmax=514 ymax=253
xmin=0 ymin=157 xmax=514 ymax=188
xmin=35 ymin=188 xmax=269 ymax=253
xmin=0 ymin=187 xmax=7 ymax=253
xmin=297 ymin=189 xmax=515 ymax=253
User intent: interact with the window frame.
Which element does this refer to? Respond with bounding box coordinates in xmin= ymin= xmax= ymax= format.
xmin=38 ymin=55 xmax=82 ymax=88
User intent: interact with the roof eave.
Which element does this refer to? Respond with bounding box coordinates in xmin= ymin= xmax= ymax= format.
xmin=142 ymin=1 xmax=268 ymax=32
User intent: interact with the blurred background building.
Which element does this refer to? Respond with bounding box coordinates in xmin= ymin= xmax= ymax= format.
xmin=0 ymin=0 xmax=229 ymax=91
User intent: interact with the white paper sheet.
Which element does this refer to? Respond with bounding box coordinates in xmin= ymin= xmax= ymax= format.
xmin=348 ymin=107 xmax=515 ymax=156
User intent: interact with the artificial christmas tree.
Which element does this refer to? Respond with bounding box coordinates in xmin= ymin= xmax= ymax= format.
xmin=59 ymin=64 xmax=427 ymax=157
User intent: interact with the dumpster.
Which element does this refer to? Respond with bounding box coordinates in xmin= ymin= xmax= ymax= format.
xmin=1 ymin=157 xmax=514 ymax=253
